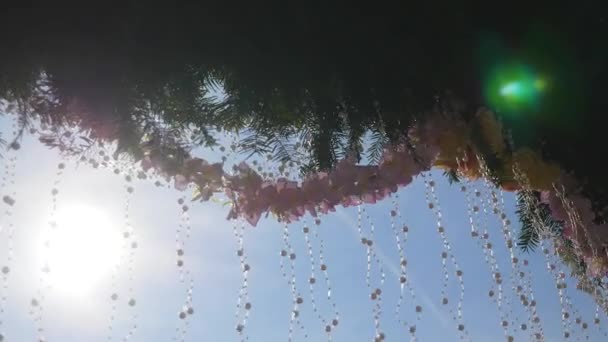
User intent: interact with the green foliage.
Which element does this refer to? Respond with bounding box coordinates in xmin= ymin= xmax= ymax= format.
xmin=516 ymin=191 xmax=563 ymax=252
xmin=443 ymin=169 xmax=460 ymax=185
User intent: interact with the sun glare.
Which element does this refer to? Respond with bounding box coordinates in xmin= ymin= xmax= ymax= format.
xmin=38 ymin=204 xmax=123 ymax=297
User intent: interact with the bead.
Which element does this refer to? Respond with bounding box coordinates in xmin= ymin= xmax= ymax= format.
xmin=296 ymin=297 xmax=303 ymax=304
xmin=415 ymin=305 xmax=422 ymax=313
xmin=456 ymin=270 xmax=463 ymax=276
xmin=409 ymin=326 xmax=416 ymax=333
xmin=521 ymin=324 xmax=527 ymax=330
xmin=280 ymin=250 xmax=287 ymax=257
xmin=437 ymin=226 xmax=444 ymax=233
xmin=320 ymin=264 xmax=327 ymax=271
xmin=243 ymin=264 xmax=250 ymax=271
xmin=489 ymin=290 xmax=495 ymax=297
xmin=177 ymin=249 xmax=184 ymax=256
xmin=325 ymin=325 xmax=331 ymax=333
xmin=402 ymin=226 xmax=409 ymax=233
xmin=428 ymin=203 xmax=434 ymax=209
xmin=370 ymin=293 xmax=378 ymax=300
xmin=31 ymin=299 xmax=39 ymax=306
xmin=51 ymin=188 xmax=58 ymax=196
xmin=441 ymin=252 xmax=447 ymax=258
xmin=458 ymin=324 xmax=464 ymax=331
xmin=1 ymin=266 xmax=9 ymax=274
xmin=177 ymin=260 xmax=184 ymax=267
xmin=178 ymin=198 xmax=185 ymax=205
xmin=582 ymin=322 xmax=588 ymax=329
xmin=366 ymin=240 xmax=373 ymax=247
xmin=128 ymin=299 xmax=136 ymax=306
xmin=533 ymin=316 xmax=540 ymax=323
xmin=375 ymin=288 xmax=382 ymax=295
xmin=400 ymin=276 xmax=407 ymax=284
xmin=595 ymin=318 xmax=600 ymax=324
xmin=332 ymin=318 xmax=339 ymax=326
xmin=429 ymin=181 xmax=435 ymax=187
xmin=575 ymin=318 xmax=581 ymax=324
xmin=390 ymin=210 xmax=397 ymax=217
xmin=507 ymin=336 xmax=514 ymax=342
xmin=442 ymin=298 xmax=448 ymax=305
xmin=111 ymin=293 xmax=118 ymax=301
xmin=564 ymin=332 xmax=570 ymax=338
xmin=289 ymin=253 xmax=296 ymax=260
xmin=303 ymin=227 xmax=309 ymax=233
xmin=245 ymin=303 xmax=251 ymax=310
xmin=179 ymin=312 xmax=187 ymax=319
xmin=501 ymin=320 xmax=508 ymax=327
xmin=2 ymin=196 xmax=15 ymax=206
xmin=460 ymin=186 xmax=466 ymax=192
xmin=309 ymin=277 xmax=316 ymax=284
xmin=236 ymin=324 xmax=244 ymax=333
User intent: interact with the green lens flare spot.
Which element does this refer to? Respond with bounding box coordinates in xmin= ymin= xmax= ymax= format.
xmin=485 ymin=62 xmax=547 ymax=114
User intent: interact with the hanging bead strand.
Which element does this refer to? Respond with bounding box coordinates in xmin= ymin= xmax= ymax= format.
xmin=314 ymin=217 xmax=339 ymax=339
xmin=174 ymin=198 xmax=196 ymax=342
xmin=391 ymin=193 xmax=420 ymax=341
xmin=0 ymin=123 xmax=19 ymax=342
xmin=423 ymin=173 xmax=470 ymax=341
xmin=233 ymin=218 xmax=250 ymax=342
xmin=122 ymin=177 xmax=138 ymax=342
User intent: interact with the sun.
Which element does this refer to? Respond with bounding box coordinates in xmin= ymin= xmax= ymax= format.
xmin=37 ymin=204 xmax=123 ymax=297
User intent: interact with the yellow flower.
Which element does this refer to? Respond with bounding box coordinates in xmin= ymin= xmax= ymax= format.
xmin=512 ymin=148 xmax=561 ymax=190
xmin=434 ymin=125 xmax=469 ymax=170
xmin=476 ymin=109 xmax=505 ymax=155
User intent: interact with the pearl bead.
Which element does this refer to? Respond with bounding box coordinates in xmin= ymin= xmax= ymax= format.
xmin=320 ymin=264 xmax=327 ymax=271
xmin=179 ymin=312 xmax=187 ymax=319
xmin=375 ymin=288 xmax=382 ymax=295
xmin=521 ymin=324 xmax=527 ymax=330
xmin=332 ymin=318 xmax=339 ymax=326
xmin=442 ymin=298 xmax=448 ymax=305
xmin=296 ymin=297 xmax=303 ymax=304
xmin=501 ymin=320 xmax=508 ymax=327
xmin=280 ymin=250 xmax=287 ymax=257
xmin=458 ymin=324 xmax=464 ymax=331
xmin=402 ymin=226 xmax=409 ymax=233
xmin=400 ymin=276 xmax=407 ymax=284
xmin=245 ymin=303 xmax=251 ymax=310
xmin=309 ymin=277 xmax=316 ymax=284
xmin=187 ymin=307 xmax=194 ymax=315
xmin=289 ymin=253 xmax=296 ymax=260
xmin=325 ymin=325 xmax=331 ymax=332
xmin=415 ymin=305 xmax=422 ymax=313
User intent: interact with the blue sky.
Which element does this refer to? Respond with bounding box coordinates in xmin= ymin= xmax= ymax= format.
xmin=0 ymin=114 xmax=607 ymax=341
